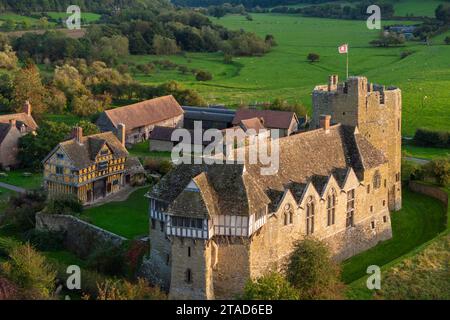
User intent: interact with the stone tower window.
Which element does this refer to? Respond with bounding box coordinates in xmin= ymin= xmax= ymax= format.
xmin=306 ymin=197 xmax=315 ymax=235
xmin=185 ymin=269 xmax=192 ymax=284
xmin=373 ymin=171 xmax=381 ymax=189
xmin=346 ymin=189 xmax=355 ymax=228
xmin=188 ymin=247 xmax=191 ymax=257
xmin=327 ymin=189 xmax=336 ymax=226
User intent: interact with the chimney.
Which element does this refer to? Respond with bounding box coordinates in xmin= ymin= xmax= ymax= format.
xmin=328 ymin=75 xmax=338 ymax=91
xmin=117 ymin=123 xmax=126 ymax=147
xmin=320 ymin=115 xmax=331 ymax=132
xmin=72 ymin=127 xmax=83 ymax=144
xmin=23 ymin=101 xmax=32 ymax=116
xmin=9 ymin=119 xmax=16 ymax=128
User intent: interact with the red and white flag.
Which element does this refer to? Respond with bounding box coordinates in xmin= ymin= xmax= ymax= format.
xmin=338 ymin=44 xmax=348 ymax=54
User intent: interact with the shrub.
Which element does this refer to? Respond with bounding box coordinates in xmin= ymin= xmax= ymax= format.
xmin=445 ymin=36 xmax=450 ymax=45
xmin=124 ymin=240 xmax=149 ymax=277
xmin=23 ymin=230 xmax=65 ymax=251
xmin=45 ymin=194 xmax=83 ymax=216
xmin=95 ymin=278 xmax=166 ymax=300
xmin=286 ymin=238 xmax=344 ymax=299
xmin=86 ymin=243 xmax=126 ymax=277
xmin=0 ymin=276 xmax=20 ymax=300
xmin=196 ymin=70 xmax=213 ymax=81
xmin=400 ymin=50 xmax=414 ymax=59
xmin=424 ymin=159 xmax=450 ymax=186
xmin=1 ymin=243 xmax=56 ymax=299
xmin=143 ymin=158 xmax=173 ymax=175
xmin=2 ymin=191 xmax=46 ymax=232
xmin=413 ymin=128 xmax=450 ymax=148
xmin=307 ymin=53 xmax=320 ymax=63
xmin=243 ymin=272 xmax=299 ymax=300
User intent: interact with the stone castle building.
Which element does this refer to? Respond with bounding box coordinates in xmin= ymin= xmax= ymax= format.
xmin=145 ymin=76 xmax=402 ymax=299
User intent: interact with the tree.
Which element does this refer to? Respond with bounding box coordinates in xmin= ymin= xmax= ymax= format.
xmin=12 ymin=63 xmax=47 ymax=116
xmin=76 ymin=120 xmax=100 ymax=135
xmin=17 ymin=121 xmax=71 ymax=170
xmin=196 ymin=70 xmax=213 ymax=81
xmin=286 ymin=238 xmax=344 ymax=299
xmin=307 ymin=53 xmax=320 ymax=63
xmin=2 ymin=191 xmax=47 ymax=232
xmin=435 ymin=4 xmax=450 ymax=24
xmin=425 ymin=159 xmax=450 ymax=186
xmin=153 ymin=35 xmax=180 ymax=55
xmin=243 ymin=272 xmax=299 ymax=300
xmin=370 ymin=32 xmax=405 ymax=47
xmin=0 ymin=44 xmax=18 ymax=70
xmin=445 ymin=36 xmax=450 ymax=45
xmin=72 ymin=94 xmax=104 ymax=117
xmin=44 ymin=86 xmax=67 ymax=114
xmin=1 ymin=243 xmax=56 ymax=299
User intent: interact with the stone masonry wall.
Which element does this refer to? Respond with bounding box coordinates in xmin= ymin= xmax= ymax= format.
xmin=35 ymin=212 xmax=126 ymax=258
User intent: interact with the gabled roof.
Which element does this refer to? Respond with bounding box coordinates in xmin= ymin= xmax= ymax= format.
xmin=149 ymin=124 xmax=387 ymax=218
xmin=0 ymin=123 xmax=14 ymax=144
xmin=232 ymin=109 xmax=298 ymax=130
xmin=239 ymin=117 xmax=266 ymax=133
xmin=44 ymin=132 xmax=128 ymax=169
xmin=103 ymin=95 xmax=184 ymax=131
xmin=149 ymin=126 xmax=177 ymax=142
xmin=0 ymin=112 xmax=38 ymax=132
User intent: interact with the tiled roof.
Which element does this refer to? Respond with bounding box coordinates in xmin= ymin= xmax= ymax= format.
xmin=149 ymin=126 xmax=177 ymax=141
xmin=103 ymin=95 xmax=184 ymax=131
xmin=0 ymin=112 xmax=38 ymax=131
xmin=49 ymin=132 xmax=128 ymax=169
xmin=239 ymin=117 xmax=266 ymax=133
xmin=148 ymin=124 xmax=387 ymax=217
xmin=232 ymin=109 xmax=297 ymax=129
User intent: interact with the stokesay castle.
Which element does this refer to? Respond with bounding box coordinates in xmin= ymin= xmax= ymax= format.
xmin=145 ymin=76 xmax=402 ymax=299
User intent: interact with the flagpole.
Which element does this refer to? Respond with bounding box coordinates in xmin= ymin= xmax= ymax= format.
xmin=346 ymin=51 xmax=349 ymax=79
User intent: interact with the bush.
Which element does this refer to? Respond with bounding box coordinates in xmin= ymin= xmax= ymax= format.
xmin=95 ymin=278 xmax=166 ymax=300
xmin=86 ymin=243 xmax=126 ymax=277
xmin=143 ymin=158 xmax=173 ymax=175
xmin=424 ymin=159 xmax=450 ymax=186
xmin=2 ymin=191 xmax=46 ymax=232
xmin=23 ymin=230 xmax=65 ymax=251
xmin=445 ymin=36 xmax=450 ymax=45
xmin=1 ymin=243 xmax=56 ymax=299
xmin=307 ymin=53 xmax=320 ymax=63
xmin=45 ymin=194 xmax=83 ymax=216
xmin=243 ymin=272 xmax=299 ymax=300
xmin=286 ymin=238 xmax=344 ymax=299
xmin=400 ymin=50 xmax=414 ymax=59
xmin=196 ymin=70 xmax=213 ymax=81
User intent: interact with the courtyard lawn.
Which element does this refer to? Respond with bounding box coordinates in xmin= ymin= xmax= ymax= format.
xmin=403 ymin=144 xmax=450 ymax=160
xmin=129 ymin=14 xmax=450 ymax=136
xmin=0 ymin=170 xmax=43 ymax=190
xmin=341 ymin=188 xmax=447 ymax=284
xmin=81 ymin=187 xmax=149 ymax=239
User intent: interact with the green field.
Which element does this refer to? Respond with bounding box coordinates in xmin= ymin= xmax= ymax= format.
xmin=129 ymin=13 xmax=450 ymax=136
xmin=393 ymin=0 xmax=447 ymax=17
xmin=82 ymin=188 xmax=149 ymax=239
xmin=403 ymin=144 xmax=450 ymax=160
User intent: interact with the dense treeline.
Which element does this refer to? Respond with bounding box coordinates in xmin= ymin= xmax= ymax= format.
xmin=173 ymin=0 xmax=341 ymax=8
xmin=272 ymin=1 xmax=394 ymax=20
xmin=0 ymin=0 xmax=171 ymax=13
xmin=413 ymin=128 xmax=450 ymax=148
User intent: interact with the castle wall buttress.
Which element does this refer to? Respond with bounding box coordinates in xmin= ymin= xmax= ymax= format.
xmin=169 ymin=238 xmax=214 ymax=300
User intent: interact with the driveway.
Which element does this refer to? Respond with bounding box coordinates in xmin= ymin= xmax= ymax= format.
xmin=404 ymin=157 xmax=431 ymax=165
xmin=0 ymin=182 xmax=26 ymax=194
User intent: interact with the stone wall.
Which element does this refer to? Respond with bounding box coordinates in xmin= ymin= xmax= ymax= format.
xmin=35 ymin=212 xmax=126 ymax=258
xmin=409 ymin=181 xmax=449 ymax=211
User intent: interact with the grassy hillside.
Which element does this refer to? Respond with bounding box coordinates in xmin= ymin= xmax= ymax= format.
xmin=130 ymin=13 xmax=450 ymax=135
xmin=393 ymin=0 xmax=447 ymax=17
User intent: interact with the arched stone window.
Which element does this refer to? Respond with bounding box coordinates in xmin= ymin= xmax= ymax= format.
xmin=306 ymin=196 xmax=315 ymax=235
xmin=373 ymin=170 xmax=382 ymax=189
xmin=283 ymin=204 xmax=293 ymax=225
xmin=327 ymin=189 xmax=337 ymax=226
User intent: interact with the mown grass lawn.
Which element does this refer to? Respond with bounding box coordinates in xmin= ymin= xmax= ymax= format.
xmin=128 ymin=141 xmax=172 ymax=160
xmin=0 ymin=170 xmax=43 ymax=190
xmin=403 ymin=144 xmax=450 ymax=160
xmin=342 ymin=188 xmax=447 ymax=284
xmin=82 ymin=187 xmax=149 ymax=239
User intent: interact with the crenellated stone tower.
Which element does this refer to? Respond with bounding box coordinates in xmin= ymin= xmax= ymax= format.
xmin=312 ymin=75 xmax=402 ymax=211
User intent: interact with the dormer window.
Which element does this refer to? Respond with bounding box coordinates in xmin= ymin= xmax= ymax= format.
xmin=98 ymin=161 xmax=108 ymax=171
xmin=57 ymin=153 xmax=64 ymax=159
xmin=327 ymin=189 xmax=336 ymax=226
xmin=306 ymin=196 xmax=315 ymax=235
xmin=100 ymin=149 xmax=109 ymax=156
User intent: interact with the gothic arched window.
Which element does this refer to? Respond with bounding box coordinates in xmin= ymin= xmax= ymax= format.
xmin=327 ymin=189 xmax=337 ymax=226
xmin=306 ymin=197 xmax=315 ymax=235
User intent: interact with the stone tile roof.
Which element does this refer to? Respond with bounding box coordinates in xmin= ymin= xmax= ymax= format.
xmin=103 ymin=95 xmax=184 ymax=131
xmin=239 ymin=117 xmax=266 ymax=133
xmin=232 ymin=109 xmax=297 ymax=129
xmin=49 ymin=132 xmax=128 ymax=169
xmin=148 ymin=124 xmax=387 ymax=217
xmin=149 ymin=126 xmax=177 ymax=141
xmin=0 ymin=123 xmax=12 ymax=144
